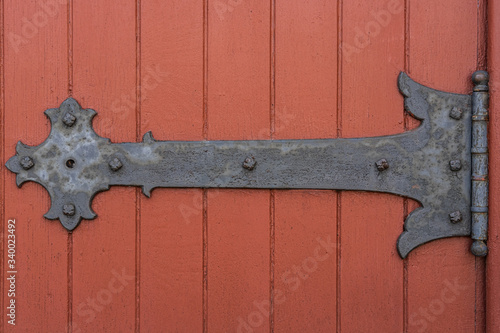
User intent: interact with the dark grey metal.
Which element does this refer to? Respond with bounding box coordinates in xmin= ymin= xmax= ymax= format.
xmin=5 ymin=73 xmax=475 ymax=258
xmin=470 ymin=71 xmax=489 ymax=257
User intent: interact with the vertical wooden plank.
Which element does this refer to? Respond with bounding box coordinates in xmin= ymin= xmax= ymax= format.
xmin=408 ymin=1 xmax=478 ymax=92
xmin=3 ymin=1 xmax=69 ymax=332
xmin=140 ymin=0 xmax=204 ymax=331
xmin=274 ymin=192 xmax=337 ymax=332
xmin=274 ymin=0 xmax=337 ymax=141
xmin=207 ymin=0 xmax=270 ymax=140
xmin=141 ymin=0 xmax=204 ymax=141
xmin=140 ymin=189 xmax=203 ymax=331
xmin=340 ymin=0 xmax=405 ymax=331
xmin=340 ymin=194 xmax=404 ymax=331
xmin=71 ymin=1 xmax=136 ymax=332
xmin=407 ymin=244 xmax=476 ymax=332
xmin=407 ymin=1 xmax=478 ymax=332
xmin=274 ymin=1 xmax=337 ymax=332
xmin=208 ymin=191 xmax=270 ymax=332
xmin=207 ymin=1 xmax=270 ymax=332
xmin=487 ymin=0 xmax=500 ymax=331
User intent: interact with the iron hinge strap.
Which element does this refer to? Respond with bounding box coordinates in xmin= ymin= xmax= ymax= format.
xmin=5 ymin=72 xmax=489 ymax=259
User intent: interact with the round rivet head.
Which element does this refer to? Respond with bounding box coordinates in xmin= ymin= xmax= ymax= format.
xmin=471 ymin=240 xmax=488 ymax=257
xmin=449 ymin=107 xmax=463 ymax=120
xmin=63 ymin=204 xmax=75 ymax=216
xmin=109 ymin=157 xmax=123 ymax=171
xmin=472 ymin=71 xmax=489 ymax=92
xmin=62 ymin=112 xmax=76 ymax=127
xmin=376 ymin=159 xmax=389 ymax=171
xmin=472 ymin=71 xmax=489 ymax=85
xmin=20 ymin=156 xmax=34 ymax=170
xmin=449 ymin=211 xmax=462 ymax=224
xmin=449 ymin=160 xmax=462 ymax=171
xmin=242 ymin=156 xmax=257 ymax=170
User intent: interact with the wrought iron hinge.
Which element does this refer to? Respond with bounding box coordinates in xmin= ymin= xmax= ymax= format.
xmin=5 ymin=72 xmax=490 ymax=259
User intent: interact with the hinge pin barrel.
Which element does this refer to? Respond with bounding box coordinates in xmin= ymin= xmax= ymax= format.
xmin=470 ymin=71 xmax=489 ymax=257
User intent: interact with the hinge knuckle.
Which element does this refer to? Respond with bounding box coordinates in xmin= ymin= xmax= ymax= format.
xmin=470 ymin=70 xmax=490 ymax=257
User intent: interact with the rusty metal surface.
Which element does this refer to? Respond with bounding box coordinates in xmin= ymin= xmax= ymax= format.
xmin=5 ymin=73 xmax=473 ymax=258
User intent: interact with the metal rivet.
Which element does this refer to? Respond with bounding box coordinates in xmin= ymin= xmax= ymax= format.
xmin=242 ymin=156 xmax=257 ymax=170
xmin=63 ymin=204 xmax=75 ymax=216
xmin=109 ymin=157 xmax=123 ymax=171
xmin=62 ymin=112 xmax=76 ymax=127
xmin=449 ymin=211 xmax=462 ymax=224
xmin=376 ymin=159 xmax=389 ymax=171
xmin=449 ymin=107 xmax=463 ymax=120
xmin=470 ymin=240 xmax=488 ymax=257
xmin=449 ymin=160 xmax=462 ymax=171
xmin=20 ymin=156 xmax=34 ymax=170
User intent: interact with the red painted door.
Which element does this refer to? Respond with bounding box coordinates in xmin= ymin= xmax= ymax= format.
xmin=1 ymin=1 xmax=497 ymax=332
